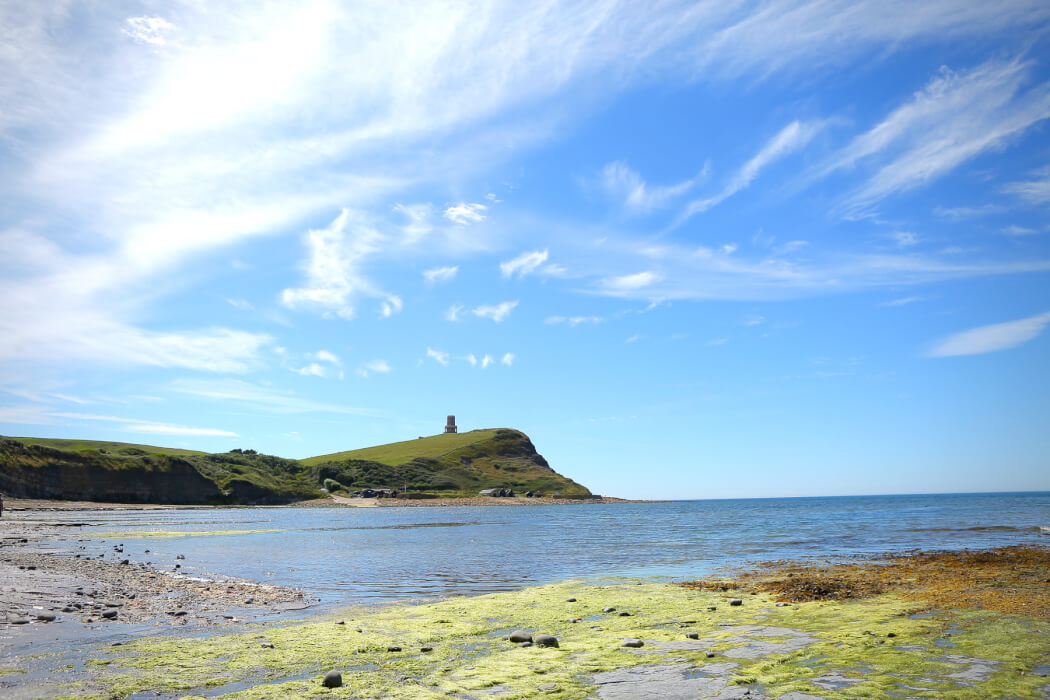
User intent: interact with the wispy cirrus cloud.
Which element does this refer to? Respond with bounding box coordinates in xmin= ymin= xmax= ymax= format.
xmin=444 ymin=203 xmax=487 ymax=224
xmin=499 ymin=250 xmax=566 ymax=279
xmin=675 ymin=120 xmax=822 ymax=224
xmin=927 ymin=311 xmax=1050 ymax=357
xmin=423 ymin=265 xmax=458 ymax=285
xmin=546 ymin=315 xmax=604 ymax=327
xmin=426 ymin=347 xmax=450 ymax=366
xmin=49 ymin=411 xmax=237 ymax=437
xmin=1002 ymin=167 xmax=1050 ymax=205
xmin=170 ymin=378 xmax=377 ymax=415
xmin=818 ymin=58 xmax=1050 ymax=217
xmin=599 ymin=161 xmax=703 ymax=212
xmin=472 ymin=301 xmax=519 ymax=322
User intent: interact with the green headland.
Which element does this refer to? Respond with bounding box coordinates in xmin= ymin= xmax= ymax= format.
xmin=0 ymin=428 xmax=591 ymax=505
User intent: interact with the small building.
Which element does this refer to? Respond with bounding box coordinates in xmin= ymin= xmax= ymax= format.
xmin=445 ymin=415 xmax=458 ymax=434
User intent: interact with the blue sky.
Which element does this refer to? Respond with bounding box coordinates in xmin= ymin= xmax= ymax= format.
xmin=2 ymin=1 xmax=1049 ymax=499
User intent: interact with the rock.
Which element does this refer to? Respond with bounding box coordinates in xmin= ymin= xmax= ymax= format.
xmin=566 ymin=598 xmax=577 ymax=602
xmin=887 ymin=632 xmax=897 ymax=638
xmin=729 ymin=599 xmax=743 ymax=606
xmin=508 ymin=630 xmax=533 ymax=643
xmin=538 ymin=682 xmax=557 ymax=691
xmin=120 ymin=559 xmax=129 ymax=565
xmin=622 ymin=638 xmax=644 ymax=648
xmin=322 ymin=670 xmax=342 ymax=688
xmin=11 ymin=618 xmax=30 ymax=625
xmin=336 ymin=620 xmax=345 ymax=625
xmin=173 ymin=610 xmax=188 ymax=617
xmin=618 ymin=612 xmax=631 ymax=617
xmin=261 ymin=642 xmax=274 ymax=648
xmin=521 ymin=641 xmax=533 ymax=647
xmin=387 ymin=645 xmax=402 ymax=652
xmin=62 ymin=607 xmax=76 ymax=613
xmin=420 ymin=646 xmax=433 ymax=652
xmin=603 ymin=607 xmax=617 ymax=613
xmin=686 ymin=632 xmax=700 ymax=640
xmin=707 ymin=606 xmax=717 ymax=611
xmin=37 ymin=612 xmax=56 ymax=622
xmin=534 ymin=634 xmax=559 ymax=648
xmin=706 ymin=651 xmax=716 ymax=658
xmin=177 ymin=554 xmax=185 ymax=560
xmin=105 ymin=601 xmax=121 ymax=607
xmin=244 ymin=598 xmax=255 ymax=605
xmin=101 ymin=610 xmax=117 ymax=619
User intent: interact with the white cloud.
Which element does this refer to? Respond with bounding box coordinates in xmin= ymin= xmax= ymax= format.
xmin=357 ymin=359 xmax=392 ymax=377
xmin=445 ymin=304 xmax=464 ymax=322
xmin=933 ymin=204 xmax=1004 ymax=220
xmin=122 ymin=16 xmax=176 ymax=46
xmin=49 ymin=411 xmax=237 ymax=437
xmin=170 ymin=378 xmax=376 ymax=415
xmin=599 ymin=271 xmax=661 ymax=292
xmin=625 ymin=334 xmax=643 ymax=344
xmin=546 ymin=315 xmax=604 ymax=327
xmin=427 ymin=347 xmax=450 ymax=366
xmin=294 ymin=363 xmax=328 ymax=377
xmin=281 ymin=209 xmax=401 ymax=321
xmin=999 ymin=225 xmax=1041 ymax=236
xmin=472 ymin=301 xmax=518 ymax=322
xmin=927 ymin=311 xmax=1050 ymax=357
xmin=677 ymin=120 xmax=822 ymax=223
xmin=481 ymin=354 xmax=494 ymax=368
xmin=890 ymin=232 xmax=921 ymax=247
xmin=819 ymin=59 xmax=1050 ymax=217
xmin=1002 ymin=168 xmax=1050 ymax=205
xmin=501 ymin=352 xmax=515 ymax=366
xmin=707 ymin=337 xmax=729 ymax=346
xmin=423 ymin=265 xmax=458 ymax=285
xmin=599 ymin=161 xmax=700 ymax=212
xmin=882 ymin=296 xmax=922 ymax=307
xmin=499 ymin=249 xmax=564 ymax=279
xmin=225 ymin=297 xmax=254 ymax=311
xmin=464 ymin=353 xmax=477 ymax=366
xmin=444 ymin=203 xmax=487 ymax=224
xmin=313 ymin=349 xmax=341 ymax=364
xmin=743 ymin=315 xmax=765 ymax=326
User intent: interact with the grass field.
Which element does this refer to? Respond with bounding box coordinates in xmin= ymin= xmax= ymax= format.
xmin=10 ymin=437 xmax=206 ymax=457
xmin=301 ymin=429 xmax=502 ymax=466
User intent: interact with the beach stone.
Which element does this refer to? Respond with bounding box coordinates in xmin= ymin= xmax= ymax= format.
xmin=534 ymin=634 xmax=559 ymax=648
xmin=421 ymin=646 xmax=433 ymax=652
xmin=261 ymin=642 xmax=274 ymax=648
xmin=730 ymin=599 xmax=743 ymax=606
xmin=11 ymin=618 xmax=30 ymax=625
xmin=323 ymin=670 xmax=342 ymax=688
xmin=603 ymin=607 xmax=616 ymax=613
xmin=62 ymin=607 xmax=76 ymax=613
xmin=521 ymin=641 xmax=533 ymax=647
xmin=120 ymin=559 xmax=129 ymax=565
xmin=101 ymin=610 xmax=117 ymax=619
xmin=387 ymin=645 xmax=402 ymax=652
xmin=686 ymin=632 xmax=700 ymax=640
xmin=538 ymin=682 xmax=557 ymax=691
xmin=37 ymin=612 xmax=56 ymax=622
xmin=622 ymin=638 xmax=644 ymax=648
xmin=618 ymin=611 xmax=632 ymax=617
xmin=706 ymin=651 xmax=716 ymax=658
xmin=509 ymin=630 xmax=533 ymax=643
xmin=177 ymin=554 xmax=185 ymax=560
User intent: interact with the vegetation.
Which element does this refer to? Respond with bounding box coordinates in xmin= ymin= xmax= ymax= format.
xmin=68 ymin=546 xmax=1050 ymax=698
xmin=0 ymin=428 xmax=590 ymax=504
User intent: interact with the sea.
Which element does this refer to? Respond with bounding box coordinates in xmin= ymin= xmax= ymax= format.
xmin=34 ymin=492 xmax=1050 ymax=607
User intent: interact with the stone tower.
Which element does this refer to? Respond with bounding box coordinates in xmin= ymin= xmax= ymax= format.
xmin=445 ymin=415 xmax=458 ymax=434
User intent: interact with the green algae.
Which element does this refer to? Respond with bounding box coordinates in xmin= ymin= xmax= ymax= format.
xmin=78 ymin=580 xmax=1050 ymax=699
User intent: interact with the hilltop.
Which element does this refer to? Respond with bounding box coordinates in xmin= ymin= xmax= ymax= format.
xmin=0 ymin=429 xmax=590 ymax=505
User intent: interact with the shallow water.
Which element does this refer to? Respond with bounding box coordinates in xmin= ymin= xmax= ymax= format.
xmin=28 ymin=492 xmax=1050 ymax=605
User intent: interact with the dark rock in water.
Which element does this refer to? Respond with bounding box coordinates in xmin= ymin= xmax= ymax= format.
xmin=101 ymin=610 xmax=117 ymax=619
xmin=177 ymin=554 xmax=185 ymax=560
xmin=323 ymin=670 xmax=342 ymax=688
xmin=508 ymin=630 xmax=533 ymax=643
xmin=686 ymin=632 xmax=699 ymax=640
xmin=706 ymin=651 xmax=716 ymax=658
xmin=120 ymin=559 xmax=129 ymax=565
xmin=173 ymin=610 xmax=188 ymax=617
xmin=387 ymin=645 xmax=402 ymax=652
xmin=534 ymin=634 xmax=559 ymax=648
xmin=37 ymin=612 xmax=56 ymax=622
xmin=603 ymin=607 xmax=616 ymax=613
xmin=729 ymin=599 xmax=743 ymax=606
xmin=621 ymin=638 xmax=644 ymax=648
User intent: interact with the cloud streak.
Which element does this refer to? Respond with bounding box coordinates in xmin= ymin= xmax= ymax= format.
xmin=928 ymin=311 xmax=1050 ymax=357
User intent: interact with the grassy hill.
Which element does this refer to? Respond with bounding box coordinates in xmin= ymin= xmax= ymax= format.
xmin=306 ymin=428 xmax=590 ymax=497
xmin=0 ymin=428 xmax=591 ymax=503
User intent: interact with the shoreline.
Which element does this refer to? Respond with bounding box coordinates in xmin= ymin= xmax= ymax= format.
xmin=2 ymin=538 xmax=1046 ymax=697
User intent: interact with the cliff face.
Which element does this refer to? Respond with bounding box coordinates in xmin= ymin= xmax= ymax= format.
xmin=0 ymin=439 xmax=221 ymax=504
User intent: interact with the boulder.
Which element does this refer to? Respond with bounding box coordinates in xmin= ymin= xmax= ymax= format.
xmin=508 ymin=630 xmax=533 ymax=643
xmin=621 ymin=638 xmax=644 ymax=648
xmin=534 ymin=634 xmax=559 ymax=648
xmin=323 ymin=670 xmax=342 ymax=688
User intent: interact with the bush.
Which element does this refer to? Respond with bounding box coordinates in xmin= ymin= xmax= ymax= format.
xmin=323 ymin=478 xmax=345 ymax=492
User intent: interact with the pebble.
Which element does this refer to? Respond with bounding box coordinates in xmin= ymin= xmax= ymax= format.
xmin=101 ymin=610 xmax=117 ymax=619
xmin=566 ymin=598 xmax=577 ymax=602
xmin=521 ymin=641 xmax=533 ymax=647
xmin=706 ymin=651 xmax=716 ymax=658
xmin=387 ymin=645 xmax=402 ymax=652
xmin=534 ymin=634 xmax=559 ymax=648
xmin=887 ymin=632 xmax=897 ymax=638
xmin=336 ymin=620 xmax=345 ymax=625
xmin=509 ymin=630 xmax=533 ymax=643
xmin=120 ymin=559 xmax=129 ymax=565
xmin=730 ymin=599 xmax=743 ymax=606
xmin=538 ymin=683 xmax=557 ymax=691
xmin=261 ymin=642 xmax=274 ymax=648
xmin=177 ymin=554 xmax=186 ymax=560
xmin=618 ymin=611 xmax=631 ymax=617
xmin=621 ymin=638 xmax=644 ymax=648
xmin=603 ymin=607 xmax=616 ymax=613
xmin=11 ymin=618 xmax=30 ymax=625
xmin=686 ymin=632 xmax=700 ymax=640
xmin=420 ymin=646 xmax=433 ymax=652
xmin=322 ymin=670 xmax=342 ymax=688
xmin=37 ymin=612 xmax=56 ymax=622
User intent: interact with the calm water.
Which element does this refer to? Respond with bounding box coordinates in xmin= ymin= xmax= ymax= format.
xmin=34 ymin=492 xmax=1050 ymax=606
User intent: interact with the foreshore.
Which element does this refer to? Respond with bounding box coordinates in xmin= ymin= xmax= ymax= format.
xmin=1 ymin=502 xmax=1048 ymax=699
